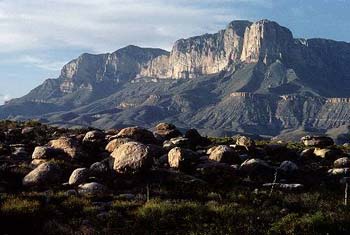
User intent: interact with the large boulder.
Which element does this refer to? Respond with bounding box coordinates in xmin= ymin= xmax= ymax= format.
xmin=49 ymin=137 xmax=80 ymax=159
xmin=235 ymin=136 xmax=255 ymax=150
xmin=111 ymin=142 xmax=153 ymax=174
xmin=154 ymin=123 xmax=182 ymax=141
xmin=208 ymin=145 xmax=241 ymax=165
xmin=23 ymin=162 xmax=64 ymax=187
xmin=168 ymin=147 xmax=200 ymax=171
xmin=68 ymin=168 xmax=90 ymax=186
xmin=105 ymin=138 xmax=132 ymax=153
xmin=116 ymin=127 xmax=157 ymax=144
xmin=196 ymin=162 xmax=237 ymax=181
xmin=301 ymin=136 xmax=334 ymax=148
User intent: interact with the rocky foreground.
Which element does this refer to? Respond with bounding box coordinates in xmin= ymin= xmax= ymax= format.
xmin=1 ymin=120 xmax=350 ymax=234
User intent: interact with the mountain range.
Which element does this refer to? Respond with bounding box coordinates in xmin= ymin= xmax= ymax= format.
xmin=2 ymin=19 xmax=350 ymax=142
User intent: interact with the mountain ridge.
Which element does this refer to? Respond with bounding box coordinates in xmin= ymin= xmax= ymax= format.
xmin=1 ymin=19 xmax=350 ymax=142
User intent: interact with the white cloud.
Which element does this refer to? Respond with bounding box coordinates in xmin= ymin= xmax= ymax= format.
xmin=17 ymin=55 xmax=65 ymax=71
xmin=0 ymin=0 xmax=267 ymax=53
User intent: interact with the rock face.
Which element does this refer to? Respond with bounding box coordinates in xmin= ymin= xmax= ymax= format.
xmin=111 ymin=142 xmax=153 ymax=174
xmin=3 ymin=19 xmax=350 ymax=140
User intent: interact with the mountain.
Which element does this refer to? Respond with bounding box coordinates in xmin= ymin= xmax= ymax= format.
xmin=2 ymin=19 xmax=350 ymax=141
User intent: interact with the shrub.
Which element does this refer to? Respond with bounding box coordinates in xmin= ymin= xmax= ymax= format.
xmin=0 ymin=196 xmax=41 ymax=216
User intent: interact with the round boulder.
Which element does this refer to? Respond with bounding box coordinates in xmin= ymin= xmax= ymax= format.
xmin=116 ymin=127 xmax=157 ymax=144
xmin=208 ymin=145 xmax=241 ymax=165
xmin=69 ymin=168 xmax=90 ymax=186
xmin=32 ymin=146 xmax=59 ymax=160
xmin=111 ymin=142 xmax=153 ymax=174
xmin=240 ymin=159 xmax=273 ymax=176
xmin=23 ymin=162 xmax=63 ymax=187
xmin=279 ymin=161 xmax=298 ymax=173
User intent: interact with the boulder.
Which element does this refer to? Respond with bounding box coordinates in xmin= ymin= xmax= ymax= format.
xmin=111 ymin=142 xmax=153 ymax=174
xmin=334 ymin=157 xmax=350 ymax=168
xmin=78 ymin=182 xmax=108 ymax=196
xmin=279 ymin=161 xmax=298 ymax=173
xmin=235 ymin=136 xmax=255 ymax=149
xmin=23 ymin=162 xmax=63 ymax=187
xmin=154 ymin=123 xmax=182 ymax=141
xmin=49 ymin=137 xmax=79 ymax=159
xmin=32 ymin=146 xmax=60 ymax=160
xmin=83 ymin=130 xmax=106 ymax=146
xmin=116 ymin=127 xmax=157 ymax=144
xmin=240 ymin=159 xmax=273 ymax=176
xmin=89 ymin=161 xmax=110 ymax=177
xmin=208 ymin=145 xmax=241 ymax=165
xmin=168 ymin=147 xmax=200 ymax=171
xmin=68 ymin=168 xmax=90 ymax=185
xmin=105 ymin=138 xmax=132 ymax=153
xmin=21 ymin=127 xmax=35 ymax=135
xmin=301 ymin=136 xmax=334 ymax=148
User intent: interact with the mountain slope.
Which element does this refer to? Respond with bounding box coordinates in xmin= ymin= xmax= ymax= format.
xmin=1 ymin=19 xmax=350 ymax=141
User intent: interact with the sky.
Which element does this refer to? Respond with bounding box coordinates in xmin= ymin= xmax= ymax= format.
xmin=0 ymin=0 xmax=350 ymax=104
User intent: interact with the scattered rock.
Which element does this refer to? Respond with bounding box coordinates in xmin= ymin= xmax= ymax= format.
xmin=83 ymin=130 xmax=106 ymax=144
xmin=301 ymin=136 xmax=334 ymax=148
xmin=313 ymin=148 xmax=340 ymax=160
xmin=240 ymin=159 xmax=273 ymax=177
xmin=262 ymin=183 xmax=304 ymax=191
xmin=185 ymin=129 xmax=210 ymax=147
xmin=32 ymin=146 xmax=60 ymax=160
xmin=111 ymin=142 xmax=153 ymax=174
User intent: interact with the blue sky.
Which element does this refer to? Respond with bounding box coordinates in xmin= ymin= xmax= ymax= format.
xmin=1 ymin=0 xmax=350 ymax=104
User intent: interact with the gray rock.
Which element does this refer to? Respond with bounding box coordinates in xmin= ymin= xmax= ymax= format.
xmin=163 ymin=137 xmax=190 ymax=150
xmin=116 ymin=127 xmax=157 ymax=144
xmin=235 ymin=136 xmax=255 ymax=149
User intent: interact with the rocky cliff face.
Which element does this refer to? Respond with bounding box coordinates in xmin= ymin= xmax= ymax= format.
xmin=2 ymin=19 xmax=350 ymax=140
